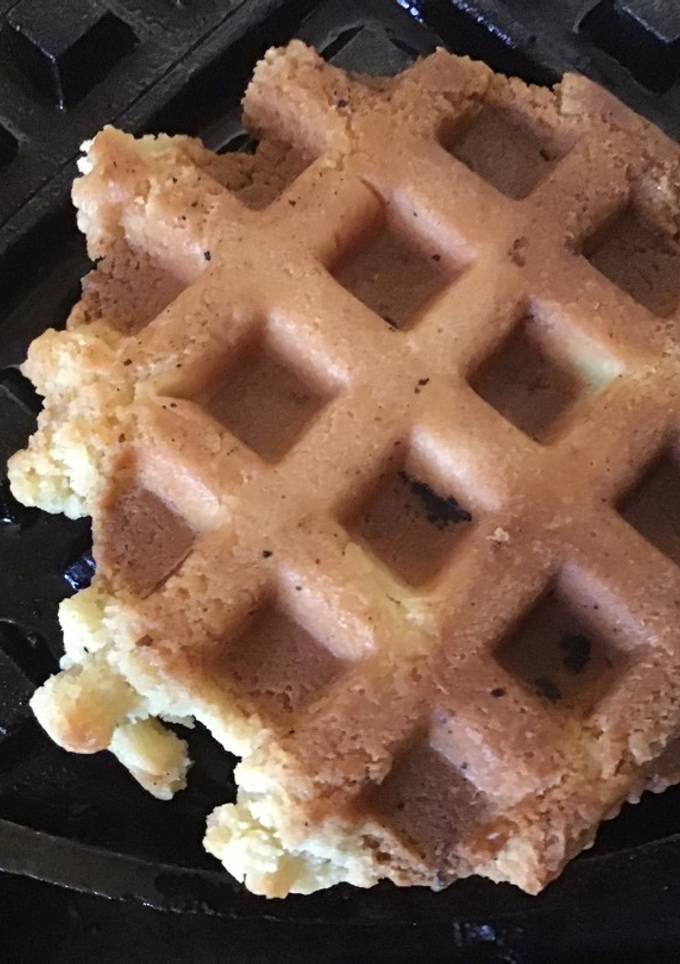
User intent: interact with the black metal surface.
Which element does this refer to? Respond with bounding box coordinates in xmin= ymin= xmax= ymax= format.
xmin=2 ymin=0 xmax=680 ymax=959
xmin=416 ymin=0 xmax=680 ymax=136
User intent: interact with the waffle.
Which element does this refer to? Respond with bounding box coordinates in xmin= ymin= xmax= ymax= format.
xmin=9 ymin=40 xmax=680 ymax=897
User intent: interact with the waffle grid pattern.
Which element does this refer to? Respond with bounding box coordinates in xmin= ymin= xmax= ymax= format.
xmin=83 ymin=45 xmax=680 ymax=886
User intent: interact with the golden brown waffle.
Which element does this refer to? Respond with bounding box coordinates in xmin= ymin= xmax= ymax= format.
xmin=10 ymin=41 xmax=680 ymax=897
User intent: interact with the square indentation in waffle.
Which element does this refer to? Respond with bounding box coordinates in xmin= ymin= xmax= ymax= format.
xmin=97 ymin=483 xmax=195 ymax=597
xmin=76 ymin=240 xmax=188 ymax=336
xmin=584 ymin=203 xmax=680 ymax=317
xmin=200 ymin=334 xmax=331 ymax=461
xmin=363 ymin=738 xmax=485 ymax=880
xmin=218 ymin=604 xmax=344 ymax=724
xmin=496 ymin=580 xmax=623 ymax=711
xmin=342 ymin=446 xmax=473 ymax=587
xmin=330 ymin=204 xmax=463 ymax=330
xmin=231 ymin=139 xmax=315 ymax=212
xmin=469 ymin=309 xmax=612 ymax=443
xmin=440 ymin=106 xmax=563 ymax=200
xmin=617 ymin=446 xmax=680 ymax=565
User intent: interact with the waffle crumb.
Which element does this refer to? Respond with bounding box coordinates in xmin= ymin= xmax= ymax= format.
xmin=10 ymin=40 xmax=680 ymax=899
xmin=110 ymin=718 xmax=190 ymax=801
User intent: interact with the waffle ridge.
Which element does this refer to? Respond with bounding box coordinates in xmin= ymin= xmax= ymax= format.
xmin=10 ymin=41 xmax=680 ymax=897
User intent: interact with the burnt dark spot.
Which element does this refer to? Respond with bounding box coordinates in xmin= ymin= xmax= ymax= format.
xmin=418 ymin=378 xmax=430 ymax=386
xmin=336 ymin=98 xmax=349 ymax=109
xmin=204 ymin=250 xmax=212 ymax=261
xmin=398 ymin=472 xmax=472 ymax=529
xmin=123 ymin=358 xmax=132 ymax=366
xmin=534 ymin=676 xmax=561 ymax=702
xmin=490 ymin=687 xmax=506 ymax=698
xmin=262 ymin=550 xmax=273 ymax=559
xmin=288 ymin=199 xmax=297 ymax=206
xmin=509 ymin=236 xmax=528 ymax=267
xmin=560 ymin=633 xmax=592 ymax=674
xmin=431 ymin=253 xmax=441 ymax=262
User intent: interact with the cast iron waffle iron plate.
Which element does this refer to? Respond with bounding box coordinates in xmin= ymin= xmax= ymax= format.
xmin=3 ymin=0 xmax=680 ymax=957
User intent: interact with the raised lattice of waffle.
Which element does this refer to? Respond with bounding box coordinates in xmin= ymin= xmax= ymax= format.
xmin=9 ymin=42 xmax=680 ymax=897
